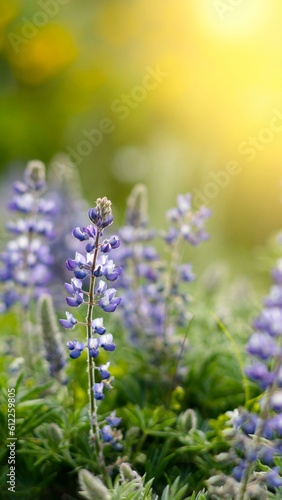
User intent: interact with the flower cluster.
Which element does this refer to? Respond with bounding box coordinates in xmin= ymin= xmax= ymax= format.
xmin=59 ymin=197 xmax=122 ymax=446
xmin=208 ymin=255 xmax=282 ymax=498
xmin=0 ymin=161 xmax=56 ymax=311
xmin=115 ymin=187 xmax=211 ymax=345
xmin=114 ymin=185 xmax=159 ymax=341
xmin=161 ymin=193 xmax=211 ymax=339
xmin=47 ymin=154 xmax=90 ymax=305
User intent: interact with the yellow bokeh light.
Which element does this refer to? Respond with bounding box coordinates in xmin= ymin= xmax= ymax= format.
xmin=194 ymin=0 xmax=270 ymax=39
xmin=6 ymin=24 xmax=77 ymax=86
xmin=2 ymin=0 xmax=282 ymax=247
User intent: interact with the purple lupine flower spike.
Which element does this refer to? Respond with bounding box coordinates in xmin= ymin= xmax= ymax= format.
xmin=60 ymin=196 xmax=122 ymax=455
xmin=115 ymin=185 xmax=210 ymax=346
xmin=0 ymin=160 xmax=56 ymax=312
xmin=208 ymin=247 xmax=282 ymax=498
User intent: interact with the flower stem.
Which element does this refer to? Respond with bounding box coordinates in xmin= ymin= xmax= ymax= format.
xmin=21 ymin=307 xmax=34 ymax=372
xmin=86 ymin=229 xmax=107 ymax=478
xmin=163 ymin=236 xmax=184 ymax=340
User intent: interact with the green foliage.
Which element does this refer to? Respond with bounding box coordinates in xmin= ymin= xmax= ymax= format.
xmin=187 ymin=491 xmax=208 ymax=500
xmin=77 ymin=467 xmax=194 ymax=500
xmin=111 ymin=469 xmax=155 ymax=500
xmin=0 ymin=260 xmax=274 ymax=498
xmin=0 ymin=302 xmax=243 ymax=498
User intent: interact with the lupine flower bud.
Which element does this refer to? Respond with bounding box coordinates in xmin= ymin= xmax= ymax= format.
xmin=78 ymin=469 xmax=110 ymax=500
xmin=48 ymin=423 xmax=64 ymax=442
xmin=37 ymin=294 xmax=66 ymax=382
xmin=125 ymin=183 xmax=148 ymax=228
xmin=24 ymin=160 xmax=46 ymax=191
xmin=88 ymin=197 xmax=113 ymax=228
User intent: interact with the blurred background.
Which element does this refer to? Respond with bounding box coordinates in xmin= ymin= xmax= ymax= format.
xmin=1 ymin=0 xmax=282 ymax=278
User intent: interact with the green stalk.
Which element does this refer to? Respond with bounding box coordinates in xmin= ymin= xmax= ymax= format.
xmin=20 ymin=190 xmax=40 ymax=371
xmin=210 ymin=311 xmax=250 ymax=405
